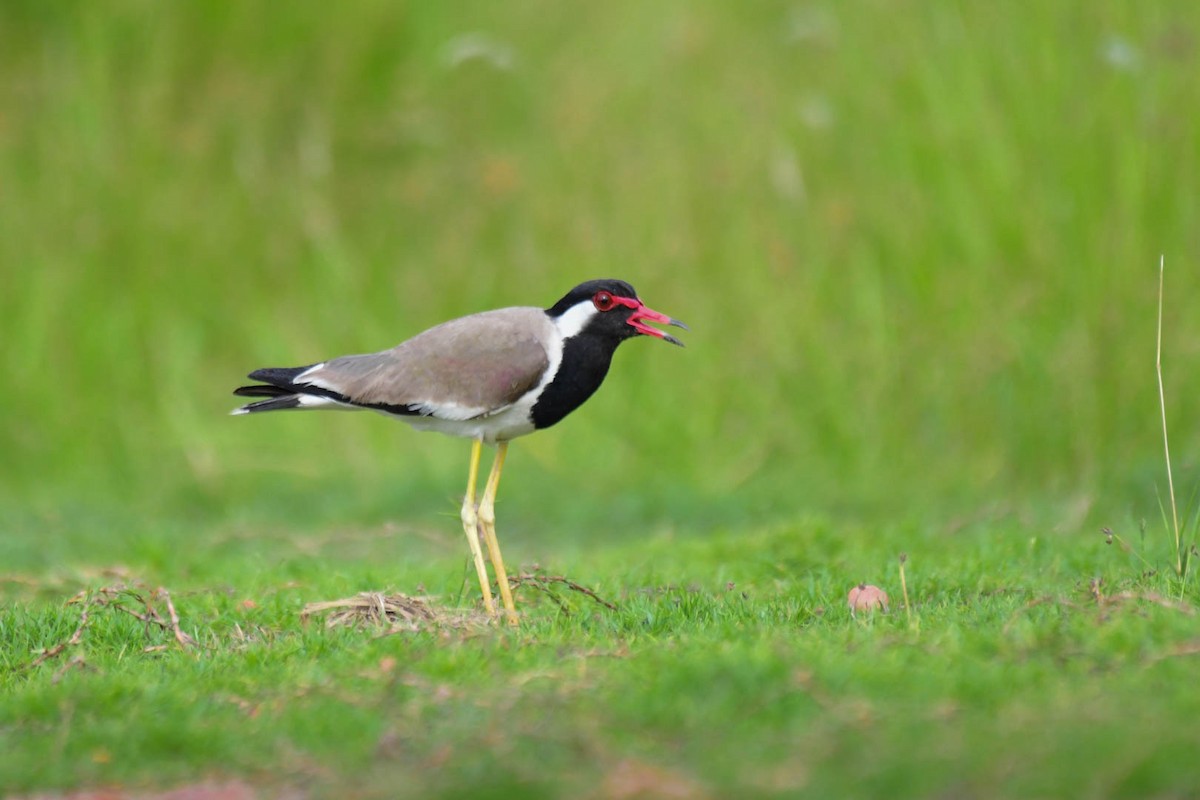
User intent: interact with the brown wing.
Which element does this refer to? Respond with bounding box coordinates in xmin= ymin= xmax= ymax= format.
xmin=297 ymin=307 xmax=553 ymax=419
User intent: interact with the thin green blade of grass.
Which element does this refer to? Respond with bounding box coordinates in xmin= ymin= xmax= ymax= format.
xmin=1157 ymin=255 xmax=1185 ymax=578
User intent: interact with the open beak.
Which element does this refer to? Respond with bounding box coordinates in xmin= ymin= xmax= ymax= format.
xmin=628 ymin=302 xmax=689 ymax=347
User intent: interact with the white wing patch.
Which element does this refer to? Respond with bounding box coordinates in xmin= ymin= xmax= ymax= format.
xmin=298 ymin=394 xmax=356 ymax=410
xmin=409 ymin=400 xmax=494 ymax=421
xmin=295 ymin=363 xmax=350 ymax=395
xmin=295 ymin=362 xmax=327 ymax=383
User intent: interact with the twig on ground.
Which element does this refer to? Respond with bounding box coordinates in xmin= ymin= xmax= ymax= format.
xmin=97 ymin=585 xmax=194 ymax=649
xmin=23 ymin=583 xmax=195 ymax=672
xmin=26 ymin=592 xmax=92 ymax=670
xmin=110 ymin=600 xmax=157 ymax=626
xmin=157 ymin=587 xmax=197 ymax=648
xmin=507 ymin=572 xmax=618 ymax=612
xmin=51 ymin=653 xmax=89 ymax=684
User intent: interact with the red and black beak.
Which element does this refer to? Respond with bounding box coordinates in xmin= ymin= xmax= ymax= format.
xmin=626 ymin=301 xmax=688 ymax=347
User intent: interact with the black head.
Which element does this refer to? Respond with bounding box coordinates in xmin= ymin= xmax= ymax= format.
xmin=545 ymin=279 xmax=687 ymax=346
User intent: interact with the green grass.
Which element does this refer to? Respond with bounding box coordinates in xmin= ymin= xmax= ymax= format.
xmin=3 ymin=0 xmax=1200 ymax=796
xmin=4 ymin=522 xmax=1199 ymax=797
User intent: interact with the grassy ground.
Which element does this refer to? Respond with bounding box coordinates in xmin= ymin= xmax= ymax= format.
xmin=5 ymin=519 xmax=1200 ymax=798
xmin=3 ymin=1 xmax=1200 ymax=797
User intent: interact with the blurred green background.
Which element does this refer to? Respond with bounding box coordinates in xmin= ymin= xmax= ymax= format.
xmin=2 ymin=1 xmax=1199 ymax=562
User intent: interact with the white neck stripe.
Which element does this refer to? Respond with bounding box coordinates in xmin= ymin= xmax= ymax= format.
xmin=552 ymin=301 xmax=596 ymax=341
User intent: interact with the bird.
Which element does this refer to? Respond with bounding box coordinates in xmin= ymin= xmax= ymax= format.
xmin=231 ymin=279 xmax=686 ymax=624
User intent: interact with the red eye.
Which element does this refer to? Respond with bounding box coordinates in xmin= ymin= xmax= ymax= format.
xmin=593 ymin=291 xmax=616 ymax=312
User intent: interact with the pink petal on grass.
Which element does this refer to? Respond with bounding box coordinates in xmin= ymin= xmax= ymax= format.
xmin=848 ymin=584 xmax=889 ymax=615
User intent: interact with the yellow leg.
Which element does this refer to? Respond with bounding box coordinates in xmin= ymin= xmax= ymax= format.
xmin=479 ymin=441 xmax=518 ymax=625
xmin=460 ymin=439 xmax=495 ymax=615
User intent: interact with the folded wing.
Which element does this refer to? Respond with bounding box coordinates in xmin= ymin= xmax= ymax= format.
xmin=233 ymin=307 xmax=553 ymax=419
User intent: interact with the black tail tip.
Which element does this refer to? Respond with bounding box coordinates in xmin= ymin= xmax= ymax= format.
xmin=233 ymin=383 xmax=294 ymax=399
xmin=231 ymin=395 xmax=302 ymax=415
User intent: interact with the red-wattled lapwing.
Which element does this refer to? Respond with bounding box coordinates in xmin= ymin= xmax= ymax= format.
xmin=232 ymin=279 xmax=686 ymax=624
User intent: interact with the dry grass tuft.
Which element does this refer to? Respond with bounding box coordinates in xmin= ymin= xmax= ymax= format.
xmin=299 ymin=592 xmax=490 ymax=632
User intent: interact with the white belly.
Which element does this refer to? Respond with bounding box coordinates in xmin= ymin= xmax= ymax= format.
xmin=374 ymin=400 xmax=537 ymax=443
